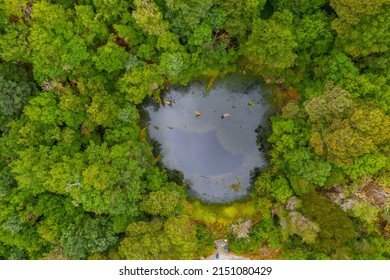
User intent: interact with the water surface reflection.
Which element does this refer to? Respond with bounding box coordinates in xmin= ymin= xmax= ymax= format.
xmin=146 ymin=75 xmax=272 ymax=202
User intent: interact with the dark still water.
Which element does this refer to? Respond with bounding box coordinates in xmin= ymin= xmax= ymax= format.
xmin=146 ymin=75 xmax=273 ymax=202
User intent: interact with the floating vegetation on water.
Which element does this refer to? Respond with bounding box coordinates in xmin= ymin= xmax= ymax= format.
xmin=164 ymin=99 xmax=173 ymax=106
xmin=231 ymin=176 xmax=243 ymax=191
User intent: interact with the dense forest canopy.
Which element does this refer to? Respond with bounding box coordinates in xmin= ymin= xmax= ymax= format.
xmin=0 ymin=0 xmax=389 ymax=260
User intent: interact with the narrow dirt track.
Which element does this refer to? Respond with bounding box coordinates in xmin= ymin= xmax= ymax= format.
xmin=204 ymin=239 xmax=248 ymax=260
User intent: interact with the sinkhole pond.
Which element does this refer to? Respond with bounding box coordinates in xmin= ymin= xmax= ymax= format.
xmin=146 ymin=75 xmax=274 ymax=203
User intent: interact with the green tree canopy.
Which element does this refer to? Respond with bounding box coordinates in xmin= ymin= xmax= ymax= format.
xmin=242 ymin=10 xmax=297 ymax=74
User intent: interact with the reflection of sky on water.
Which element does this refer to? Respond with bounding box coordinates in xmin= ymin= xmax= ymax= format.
xmin=146 ymin=75 xmax=273 ymax=202
xmin=163 ymin=129 xmax=244 ymax=176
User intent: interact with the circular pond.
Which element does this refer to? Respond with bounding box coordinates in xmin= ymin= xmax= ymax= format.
xmin=146 ymin=75 xmax=273 ymax=203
